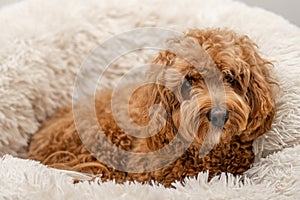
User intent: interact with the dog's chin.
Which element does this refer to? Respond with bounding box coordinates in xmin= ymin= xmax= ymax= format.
xmin=193 ymin=115 xmax=247 ymax=151
xmin=194 ymin=122 xmax=241 ymax=157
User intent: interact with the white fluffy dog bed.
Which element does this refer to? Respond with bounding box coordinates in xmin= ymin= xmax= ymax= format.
xmin=1 ymin=0 xmax=300 ymax=199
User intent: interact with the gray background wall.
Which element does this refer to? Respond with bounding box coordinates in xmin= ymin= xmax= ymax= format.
xmin=0 ymin=0 xmax=20 ymax=8
xmin=238 ymin=0 xmax=299 ymax=27
xmin=0 ymin=0 xmax=299 ymax=27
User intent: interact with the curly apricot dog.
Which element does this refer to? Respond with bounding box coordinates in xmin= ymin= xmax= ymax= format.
xmin=27 ymin=28 xmax=277 ymax=187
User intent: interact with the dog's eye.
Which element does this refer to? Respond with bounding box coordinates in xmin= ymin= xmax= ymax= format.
xmin=182 ymin=80 xmax=191 ymax=89
xmin=181 ymin=76 xmax=195 ymax=99
xmin=188 ymin=76 xmax=197 ymax=85
xmin=183 ymin=76 xmax=196 ymax=87
xmin=224 ymin=74 xmax=235 ymax=85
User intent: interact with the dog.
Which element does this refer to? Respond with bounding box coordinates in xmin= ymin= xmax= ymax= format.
xmin=27 ymin=28 xmax=277 ymax=187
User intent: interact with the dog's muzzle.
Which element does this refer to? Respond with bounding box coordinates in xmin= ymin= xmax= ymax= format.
xmin=206 ymin=107 xmax=229 ymax=128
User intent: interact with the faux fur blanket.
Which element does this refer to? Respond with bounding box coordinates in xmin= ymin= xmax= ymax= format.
xmin=0 ymin=0 xmax=300 ymax=199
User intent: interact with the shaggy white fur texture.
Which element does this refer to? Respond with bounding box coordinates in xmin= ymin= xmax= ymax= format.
xmin=1 ymin=145 xmax=300 ymax=199
xmin=0 ymin=0 xmax=300 ymax=199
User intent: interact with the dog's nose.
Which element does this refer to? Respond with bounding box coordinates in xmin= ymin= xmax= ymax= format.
xmin=206 ymin=107 xmax=229 ymax=128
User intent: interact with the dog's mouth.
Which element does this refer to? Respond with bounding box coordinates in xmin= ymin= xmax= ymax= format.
xmin=204 ymin=109 xmax=249 ymax=145
xmin=176 ymin=101 xmax=249 ymax=152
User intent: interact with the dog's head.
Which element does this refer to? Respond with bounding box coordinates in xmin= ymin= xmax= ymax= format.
xmin=144 ymin=29 xmax=276 ymax=151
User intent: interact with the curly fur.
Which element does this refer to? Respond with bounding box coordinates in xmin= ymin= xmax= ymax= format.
xmin=27 ymin=28 xmax=277 ymax=187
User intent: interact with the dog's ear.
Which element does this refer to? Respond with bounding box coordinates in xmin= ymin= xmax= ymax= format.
xmin=239 ymin=38 xmax=277 ymax=142
xmin=146 ymin=51 xmax=179 ymax=112
xmin=145 ymin=51 xmax=181 ymax=150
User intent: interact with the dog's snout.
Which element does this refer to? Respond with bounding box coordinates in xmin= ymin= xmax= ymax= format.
xmin=206 ymin=107 xmax=229 ymax=128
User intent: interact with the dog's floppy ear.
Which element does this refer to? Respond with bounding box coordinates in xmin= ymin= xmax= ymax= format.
xmin=146 ymin=51 xmax=179 ymax=112
xmin=144 ymin=51 xmax=181 ymax=150
xmin=239 ymin=39 xmax=277 ymax=142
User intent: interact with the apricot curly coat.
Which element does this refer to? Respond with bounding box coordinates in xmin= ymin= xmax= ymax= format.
xmin=27 ymin=28 xmax=276 ymax=187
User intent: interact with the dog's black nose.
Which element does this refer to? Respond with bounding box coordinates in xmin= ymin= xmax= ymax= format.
xmin=206 ymin=107 xmax=229 ymax=128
